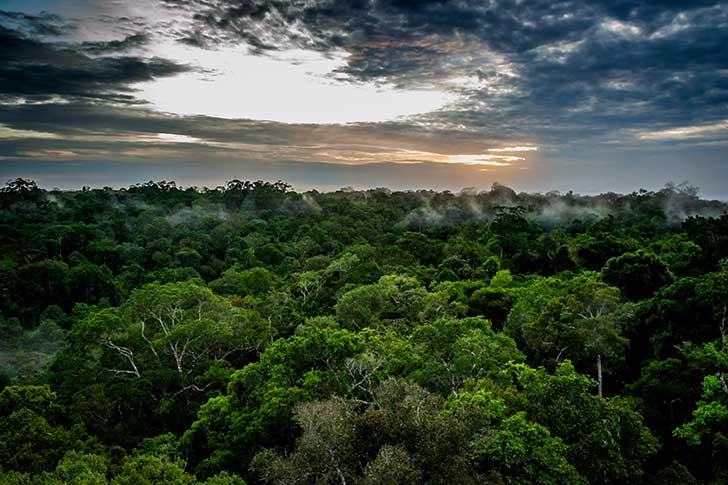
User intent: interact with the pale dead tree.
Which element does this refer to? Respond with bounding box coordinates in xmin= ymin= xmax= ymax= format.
xmin=555 ymin=344 xmax=571 ymax=363
xmin=597 ymin=353 xmax=603 ymax=398
xmin=127 ymin=285 xmax=231 ymax=392
xmin=268 ymin=316 xmax=275 ymax=345
xmin=173 ymin=382 xmax=212 ymax=397
xmin=134 ymin=290 xmax=217 ymax=388
xmin=439 ymin=357 xmax=459 ymax=395
xmin=139 ymin=318 xmax=159 ymax=360
xmin=345 ymin=353 xmax=383 ymax=398
xmin=561 ymin=284 xmax=624 ymax=398
xmin=103 ymin=338 xmax=141 ymax=378
xmin=577 ymin=304 xmax=609 ymax=320
xmin=295 ymin=271 xmax=325 ymax=302
xmin=330 ymin=449 xmax=348 ymax=485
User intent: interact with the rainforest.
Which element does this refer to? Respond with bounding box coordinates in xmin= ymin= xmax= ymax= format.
xmin=0 ymin=178 xmax=726 ymax=484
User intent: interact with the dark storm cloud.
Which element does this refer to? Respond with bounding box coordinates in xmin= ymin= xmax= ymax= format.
xmin=183 ymin=0 xmax=723 ymax=51
xmin=81 ymin=33 xmax=150 ymax=54
xmin=0 ymin=10 xmax=73 ymax=37
xmin=172 ymin=0 xmax=599 ymax=77
xmin=191 ymin=0 xmax=589 ymax=49
xmin=0 ymin=13 xmax=188 ymax=103
xmin=172 ymin=0 xmax=728 ymax=142
xmin=593 ymin=0 xmax=721 ymax=21
xmin=493 ymin=4 xmax=728 ymax=140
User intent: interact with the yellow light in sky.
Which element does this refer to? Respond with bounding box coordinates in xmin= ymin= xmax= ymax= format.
xmin=487 ymin=146 xmax=538 ymax=152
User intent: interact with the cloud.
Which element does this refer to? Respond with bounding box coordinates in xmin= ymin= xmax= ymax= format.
xmin=0 ymin=124 xmax=59 ymax=140
xmin=81 ymin=33 xmax=149 ymax=54
xmin=163 ymin=0 xmax=728 ymax=149
xmin=0 ymin=13 xmax=189 ymax=103
xmin=636 ymin=120 xmax=728 ymax=141
xmin=0 ymin=10 xmax=73 ymax=37
xmin=171 ymin=0 xmax=598 ymax=82
xmin=487 ymin=146 xmax=539 ymax=152
xmin=132 ymin=45 xmax=456 ymax=123
xmin=0 ymin=1 xmax=727 ymax=196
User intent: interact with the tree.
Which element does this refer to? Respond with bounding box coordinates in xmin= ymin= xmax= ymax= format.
xmin=467 ymin=287 xmax=515 ymax=329
xmin=573 ymin=217 xmax=637 ymax=270
xmin=0 ymin=385 xmax=79 ymax=474
xmin=1 ymin=178 xmax=39 ymax=194
xmin=335 ymin=283 xmax=387 ymax=330
xmin=602 ymin=250 xmax=673 ymax=301
xmin=488 ymin=207 xmax=542 ymax=273
xmin=522 ymin=277 xmax=630 ymax=394
xmin=54 ymin=451 xmax=108 ymax=485
xmin=360 ymin=445 xmax=422 ymax=484
xmin=182 ymin=328 xmax=364 ymax=477
xmin=410 ymin=317 xmax=523 ymax=394
xmin=111 ymin=455 xmax=197 ymax=485
xmin=491 ymin=362 xmax=658 ymax=483
xmin=49 ymin=281 xmax=270 ymax=441
xmin=251 ymin=399 xmax=357 ymax=485
xmin=395 ymin=231 xmax=443 ymax=266
xmin=673 ymin=304 xmax=728 ymax=481
xmin=252 ymin=378 xmax=480 ymax=484
xmin=473 ymin=412 xmax=585 ymax=485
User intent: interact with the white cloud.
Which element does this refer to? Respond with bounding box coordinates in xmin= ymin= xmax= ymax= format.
xmin=636 ymin=120 xmax=728 ymax=140
xmin=133 ymin=44 xmax=457 ymax=124
xmin=154 ymin=133 xmax=202 ymax=144
xmin=599 ymin=19 xmax=642 ymax=38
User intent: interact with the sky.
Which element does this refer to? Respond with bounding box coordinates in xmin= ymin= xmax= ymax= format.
xmin=0 ymin=0 xmax=727 ymax=197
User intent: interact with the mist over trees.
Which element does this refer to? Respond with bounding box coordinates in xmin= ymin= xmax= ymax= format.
xmin=1 ymin=178 xmax=727 ymax=483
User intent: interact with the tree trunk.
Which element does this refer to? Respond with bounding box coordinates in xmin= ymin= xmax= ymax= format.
xmin=597 ymin=353 xmax=603 ymax=397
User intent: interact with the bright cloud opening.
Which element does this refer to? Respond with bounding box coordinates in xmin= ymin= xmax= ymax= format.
xmin=134 ymin=44 xmax=457 ymax=124
xmin=155 ymin=133 xmax=203 ymax=144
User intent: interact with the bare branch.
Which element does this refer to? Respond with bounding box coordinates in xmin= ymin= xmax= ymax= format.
xmin=140 ymin=318 xmax=159 ymax=360
xmin=102 ymin=339 xmax=141 ymax=378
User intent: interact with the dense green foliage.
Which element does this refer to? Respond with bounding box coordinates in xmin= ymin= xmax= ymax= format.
xmin=1 ymin=178 xmax=727 ymax=483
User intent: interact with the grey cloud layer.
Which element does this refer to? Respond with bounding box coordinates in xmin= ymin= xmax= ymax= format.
xmin=0 ymin=0 xmax=727 ymax=194
xmin=161 ymin=0 xmax=728 ymax=144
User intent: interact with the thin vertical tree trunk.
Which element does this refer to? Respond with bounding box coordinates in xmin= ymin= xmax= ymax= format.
xmin=597 ymin=353 xmax=603 ymax=397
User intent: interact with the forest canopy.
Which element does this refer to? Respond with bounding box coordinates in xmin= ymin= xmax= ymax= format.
xmin=1 ymin=178 xmax=727 ymax=484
